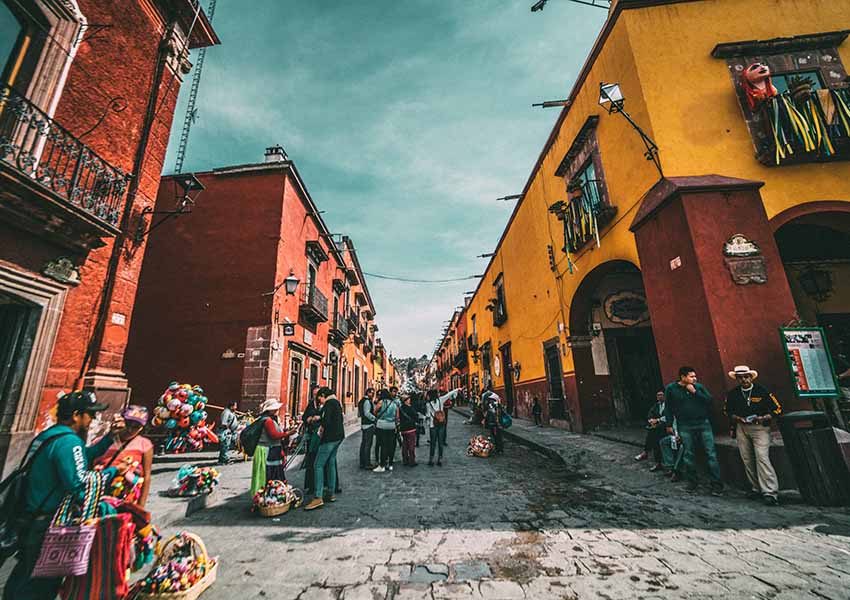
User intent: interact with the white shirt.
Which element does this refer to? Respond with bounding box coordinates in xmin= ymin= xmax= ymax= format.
xmin=425 ymin=389 xmax=460 ymax=428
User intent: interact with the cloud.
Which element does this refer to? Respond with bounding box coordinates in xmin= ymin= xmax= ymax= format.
xmin=164 ymin=0 xmax=606 ymax=357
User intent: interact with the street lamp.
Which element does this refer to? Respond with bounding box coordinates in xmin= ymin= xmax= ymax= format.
xmin=496 ymin=194 xmax=522 ymax=202
xmin=134 ymin=173 xmax=205 ymax=242
xmin=531 ymin=0 xmax=611 ymax=11
xmin=598 ymin=82 xmax=663 ymax=178
xmin=284 ymin=271 xmax=300 ymax=295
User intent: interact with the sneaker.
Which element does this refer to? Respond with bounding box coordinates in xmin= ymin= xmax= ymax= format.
xmin=764 ymin=495 xmax=779 ymax=506
xmin=323 ymin=495 xmax=336 ymax=503
xmin=649 ymin=463 xmax=663 ymax=472
xmin=686 ymin=481 xmax=699 ymax=493
xmin=670 ymin=473 xmax=682 ymax=483
xmin=634 ymin=451 xmax=648 ymax=461
xmin=746 ymin=490 xmax=762 ymax=500
xmin=388 ymin=465 xmax=394 ymax=472
xmin=304 ymin=498 xmax=324 ymax=511
xmin=372 ymin=466 xmax=385 ymax=473
xmin=710 ymin=484 xmax=724 ymax=497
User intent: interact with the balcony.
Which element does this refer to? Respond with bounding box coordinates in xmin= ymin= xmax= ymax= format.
xmin=0 ymin=85 xmax=131 ymax=252
xmin=299 ymin=285 xmax=328 ymax=323
xmin=354 ymin=323 xmax=366 ymax=344
xmin=329 ymin=311 xmax=349 ymax=345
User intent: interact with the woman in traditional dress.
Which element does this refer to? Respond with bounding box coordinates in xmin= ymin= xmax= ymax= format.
xmin=93 ymin=404 xmax=154 ymax=506
xmin=250 ymin=398 xmax=297 ymax=495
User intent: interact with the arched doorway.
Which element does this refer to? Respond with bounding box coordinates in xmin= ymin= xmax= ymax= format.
xmin=775 ymin=207 xmax=850 ymax=377
xmin=570 ymin=261 xmax=663 ymax=429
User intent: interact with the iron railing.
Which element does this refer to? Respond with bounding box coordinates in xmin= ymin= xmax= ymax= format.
xmin=331 ymin=311 xmax=349 ymax=338
xmin=0 ymin=85 xmax=130 ymax=228
xmin=299 ymin=285 xmax=328 ymax=321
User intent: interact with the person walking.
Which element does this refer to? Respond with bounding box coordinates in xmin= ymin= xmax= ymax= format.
xmin=373 ymin=389 xmax=399 ymax=472
xmin=723 ymin=365 xmax=782 ymax=505
xmin=301 ymin=388 xmax=322 ymax=496
xmin=663 ymin=366 xmax=723 ymax=496
xmin=426 ymin=389 xmax=459 ymax=466
xmin=217 ymin=400 xmax=239 ymax=465
xmin=358 ymin=388 xmax=377 ymax=469
xmin=532 ymin=397 xmax=543 ymax=427
xmin=635 ymin=391 xmax=667 ymax=472
xmin=399 ymin=395 xmax=419 ymax=466
xmin=483 ymin=391 xmax=505 ymax=455
xmin=304 ymin=387 xmax=344 ymax=510
xmin=3 ymin=391 xmax=132 ymax=600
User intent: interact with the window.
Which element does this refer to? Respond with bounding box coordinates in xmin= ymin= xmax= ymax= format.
xmin=772 ymin=70 xmax=825 ymax=95
xmin=0 ymin=3 xmax=23 ymax=85
xmin=492 ymin=274 xmax=507 ymax=326
xmin=574 ymin=160 xmax=603 ymax=211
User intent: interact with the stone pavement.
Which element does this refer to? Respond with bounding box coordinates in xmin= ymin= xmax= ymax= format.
xmin=161 ymin=414 xmax=850 ymax=599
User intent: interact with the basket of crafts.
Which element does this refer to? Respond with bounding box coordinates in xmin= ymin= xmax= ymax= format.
xmin=137 ymin=532 xmax=217 ymax=600
xmin=166 ymin=465 xmax=219 ymax=498
xmin=252 ymin=480 xmax=302 ymax=517
xmin=466 ymin=435 xmax=494 ymax=458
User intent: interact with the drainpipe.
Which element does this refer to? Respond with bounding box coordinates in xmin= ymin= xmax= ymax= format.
xmin=75 ymin=21 xmax=177 ymax=387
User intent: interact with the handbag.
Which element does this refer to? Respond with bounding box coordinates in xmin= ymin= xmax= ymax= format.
xmin=33 ymin=472 xmax=104 ymax=578
xmin=499 ymin=412 xmax=513 ymax=429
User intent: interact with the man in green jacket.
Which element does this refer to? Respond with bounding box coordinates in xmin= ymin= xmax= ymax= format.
xmin=3 ymin=390 xmax=130 ymax=600
xmin=663 ymin=366 xmax=723 ymax=496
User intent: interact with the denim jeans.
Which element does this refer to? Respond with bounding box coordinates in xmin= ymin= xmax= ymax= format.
xmin=218 ymin=429 xmax=233 ymax=463
xmin=678 ymin=419 xmax=722 ymax=484
xmin=429 ymin=426 xmax=446 ymax=461
xmin=314 ymin=440 xmax=342 ymax=499
xmin=359 ymin=427 xmax=374 ymax=468
xmin=659 ymin=435 xmax=683 ymax=471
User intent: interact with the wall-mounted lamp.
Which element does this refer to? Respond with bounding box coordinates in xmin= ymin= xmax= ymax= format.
xmin=134 ymin=173 xmax=205 ymax=242
xmin=284 ymin=270 xmax=300 ymax=295
xmin=532 ymin=99 xmax=571 ymax=109
xmin=598 ymin=81 xmax=663 ymax=178
xmin=798 ymin=268 xmax=833 ymax=302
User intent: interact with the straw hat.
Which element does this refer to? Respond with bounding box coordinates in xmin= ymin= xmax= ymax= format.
xmin=260 ymin=398 xmax=283 ymax=413
xmin=728 ymin=365 xmax=758 ymax=380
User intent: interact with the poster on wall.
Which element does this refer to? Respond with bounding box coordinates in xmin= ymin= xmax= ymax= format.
xmin=779 ymin=327 xmax=839 ymax=398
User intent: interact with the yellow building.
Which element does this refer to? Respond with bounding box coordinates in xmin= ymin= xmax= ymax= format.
xmin=466 ymin=0 xmax=850 ymax=432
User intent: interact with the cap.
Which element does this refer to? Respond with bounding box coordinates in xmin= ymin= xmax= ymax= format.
xmin=122 ymin=404 xmax=149 ymax=426
xmin=58 ymin=390 xmax=108 ymax=416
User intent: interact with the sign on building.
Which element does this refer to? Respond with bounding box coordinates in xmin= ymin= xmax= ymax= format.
xmin=779 ymin=327 xmax=839 ymax=398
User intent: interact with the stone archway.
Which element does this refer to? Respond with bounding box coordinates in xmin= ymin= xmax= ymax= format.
xmin=569 ymin=260 xmax=663 ymax=430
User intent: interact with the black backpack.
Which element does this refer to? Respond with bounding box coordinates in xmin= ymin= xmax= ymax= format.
xmin=357 ymin=398 xmax=367 ymax=419
xmin=239 ymin=417 xmax=268 ymax=458
xmin=0 ymin=431 xmax=72 ymax=566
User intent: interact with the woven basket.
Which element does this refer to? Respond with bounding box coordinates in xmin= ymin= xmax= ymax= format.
xmin=473 ymin=448 xmax=492 ymax=458
xmin=257 ymin=501 xmax=291 ymax=517
xmin=138 ymin=532 xmax=217 ymax=600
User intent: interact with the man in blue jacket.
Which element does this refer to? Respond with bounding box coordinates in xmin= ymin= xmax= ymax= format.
xmin=663 ymin=366 xmax=723 ymax=496
xmin=3 ymin=390 xmax=130 ymax=600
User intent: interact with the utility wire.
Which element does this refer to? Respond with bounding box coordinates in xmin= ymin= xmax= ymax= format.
xmin=362 ymin=272 xmax=480 ymax=284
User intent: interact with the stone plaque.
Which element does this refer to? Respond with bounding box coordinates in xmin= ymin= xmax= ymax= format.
xmin=724 ymin=256 xmax=768 ymax=285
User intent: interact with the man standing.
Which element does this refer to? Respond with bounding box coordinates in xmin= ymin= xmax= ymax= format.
xmin=305 ymin=387 xmax=344 ymax=510
xmin=358 ymin=388 xmax=376 ymax=469
xmin=217 ymin=400 xmax=239 ymax=465
xmin=532 ymin=397 xmax=543 ymax=427
xmin=723 ymin=365 xmax=782 ymax=505
xmin=3 ymin=391 xmax=131 ymax=600
xmin=663 ymin=366 xmax=723 ymax=496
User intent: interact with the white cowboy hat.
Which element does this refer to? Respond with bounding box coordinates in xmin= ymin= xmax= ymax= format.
xmin=728 ymin=365 xmax=758 ymax=380
xmin=260 ymin=398 xmax=283 ymax=413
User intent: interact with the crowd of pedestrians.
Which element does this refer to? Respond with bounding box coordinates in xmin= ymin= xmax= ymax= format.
xmin=636 ymin=364 xmax=783 ymax=505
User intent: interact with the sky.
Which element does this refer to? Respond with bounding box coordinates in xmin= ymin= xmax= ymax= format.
xmin=164 ymin=0 xmax=608 ymax=359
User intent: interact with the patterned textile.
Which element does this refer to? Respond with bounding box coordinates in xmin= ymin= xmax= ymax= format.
xmin=61 ymin=513 xmax=135 ymax=600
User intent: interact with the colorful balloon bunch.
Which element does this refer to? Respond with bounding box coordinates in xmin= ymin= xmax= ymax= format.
xmin=467 ymin=435 xmax=494 ymax=458
xmin=153 ymin=382 xmax=219 ymax=453
xmin=251 ymin=480 xmax=301 ymax=510
xmin=168 ymin=465 xmax=220 ymax=497
xmin=138 ymin=533 xmax=214 ymax=594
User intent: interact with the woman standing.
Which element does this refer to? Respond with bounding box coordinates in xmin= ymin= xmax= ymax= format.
xmin=94 ymin=405 xmax=154 ymax=506
xmin=302 ymin=390 xmax=322 ymax=495
xmin=251 ymin=398 xmax=296 ymax=496
xmin=483 ymin=392 xmax=505 ymax=455
xmin=398 ymin=395 xmax=419 ymax=467
xmin=373 ymin=389 xmax=398 ymax=472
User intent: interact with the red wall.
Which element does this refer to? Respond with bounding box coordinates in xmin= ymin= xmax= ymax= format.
xmin=125 ymin=170 xmax=284 ymax=410
xmin=28 ymin=1 xmax=191 ymax=426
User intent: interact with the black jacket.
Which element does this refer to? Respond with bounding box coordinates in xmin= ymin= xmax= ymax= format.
xmin=398 ymin=403 xmax=419 ymax=432
xmin=723 ymin=383 xmax=782 ymax=425
xmin=320 ymin=397 xmax=345 ymax=443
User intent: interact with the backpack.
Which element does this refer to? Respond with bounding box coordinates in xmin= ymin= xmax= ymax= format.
xmin=239 ymin=417 xmax=267 ymax=458
xmin=357 ymin=398 xmax=367 ymax=419
xmin=0 ymin=431 xmax=73 ymax=566
xmin=500 ymin=412 xmax=513 ymax=429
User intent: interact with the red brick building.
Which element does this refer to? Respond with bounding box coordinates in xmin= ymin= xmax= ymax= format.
xmin=0 ymin=0 xmax=217 ymax=473
xmin=125 ymin=147 xmax=386 ymax=419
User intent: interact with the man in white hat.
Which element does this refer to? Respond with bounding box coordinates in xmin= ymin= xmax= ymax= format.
xmin=723 ymin=365 xmax=782 ymax=505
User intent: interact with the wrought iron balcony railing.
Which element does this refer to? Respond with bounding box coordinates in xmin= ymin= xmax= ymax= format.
xmin=299 ymin=285 xmax=328 ymax=323
xmin=0 ymin=84 xmax=130 ymax=230
xmin=329 ymin=311 xmax=349 ymax=343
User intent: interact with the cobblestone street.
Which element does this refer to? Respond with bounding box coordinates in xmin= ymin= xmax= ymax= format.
xmin=173 ymin=415 xmax=850 ymax=599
